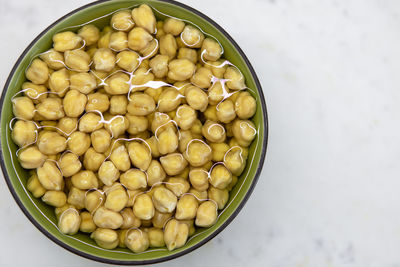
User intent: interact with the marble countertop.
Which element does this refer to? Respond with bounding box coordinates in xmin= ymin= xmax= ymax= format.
xmin=1 ymin=0 xmax=400 ymax=266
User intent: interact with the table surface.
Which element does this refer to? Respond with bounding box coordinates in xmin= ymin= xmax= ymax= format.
xmin=1 ymin=0 xmax=400 ymax=266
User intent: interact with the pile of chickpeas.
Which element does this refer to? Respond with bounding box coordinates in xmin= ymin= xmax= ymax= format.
xmin=11 ymin=4 xmax=257 ymax=253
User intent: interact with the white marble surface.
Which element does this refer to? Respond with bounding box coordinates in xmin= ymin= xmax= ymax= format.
xmin=1 ymin=0 xmax=400 ymax=266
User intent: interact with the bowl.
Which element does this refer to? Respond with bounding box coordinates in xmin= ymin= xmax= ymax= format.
xmin=0 ymin=0 xmax=268 ymax=264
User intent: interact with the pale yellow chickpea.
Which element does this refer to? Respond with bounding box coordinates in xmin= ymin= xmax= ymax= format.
xmin=70 ymin=72 xmax=97 ymax=94
xmin=37 ymin=160 xmax=63 ymax=190
xmin=110 ymin=95 xmax=128 ymax=115
xmin=181 ymin=25 xmax=204 ymax=48
xmin=27 ymin=173 xmax=46 ymax=198
xmin=111 ymin=10 xmax=134 ymax=31
xmin=157 ymin=87 xmax=182 ymax=113
xmin=156 ymin=20 xmax=165 ymax=38
xmin=151 ymin=211 xmax=171 ymax=228
xmin=93 ymin=48 xmax=116 ymax=72
xmin=93 ymin=206 xmax=124 ymax=229
xmin=163 ymin=18 xmax=185 ymax=36
xmin=159 ymin=153 xmax=188 ymax=176
xmin=226 ymin=175 xmax=238 ymax=191
xmin=12 ymin=120 xmax=36 ymax=147
xmin=120 ymin=168 xmax=146 ymax=190
xmin=26 ymin=58 xmax=49 ymax=85
xmin=152 ymin=187 xmax=177 ymax=213
xmin=83 ymin=147 xmax=105 ymax=171
xmin=39 ymin=49 xmax=64 ymax=70
xmin=22 ymin=82 xmax=47 ymax=103
xmin=103 ymin=114 xmax=129 ymax=138
xmin=144 ymin=85 xmax=163 ymax=104
xmin=53 ymin=31 xmax=82 ymax=52
xmin=91 ymin=129 xmax=111 ymax=153
xmin=85 ymin=190 xmax=104 ymax=213
xmin=208 ymin=81 xmax=228 ymax=105
xmin=189 ymin=189 xmax=208 ymax=202
xmin=201 ymin=38 xmax=222 ymax=61
xmin=104 ymin=184 xmax=128 ymax=212
xmin=202 ymin=120 xmax=226 ymax=143
xmin=42 ymin=190 xmax=67 ymax=207
xmin=209 ymin=142 xmax=230 ymax=162
xmin=189 ymin=168 xmax=209 ymax=191
xmin=98 ymin=161 xmax=120 ymax=186
xmin=80 ymin=211 xmax=96 ymax=233
xmin=146 ymin=160 xmax=166 ymax=186
xmin=37 ymin=131 xmax=66 ymax=155
xmin=63 ymin=89 xmax=87 ymax=117
xmin=157 ymin=126 xmax=178 ymax=155
xmin=175 ymin=104 xmax=196 ymax=130
xmin=67 ymin=187 xmax=86 ymax=209
xmin=77 ymin=24 xmax=100 ymax=46
xmin=208 ymin=186 xmax=229 ymax=210
xmin=91 ymin=228 xmax=119 ymax=249
xmin=178 ymin=130 xmax=192 ymax=153
xmin=127 ymin=141 xmax=152 ymax=171
xmin=131 ymin=4 xmax=156 ymax=34
xmin=167 ymin=59 xmax=196 ymax=81
xmin=58 ymin=207 xmax=81 ymax=235
xmin=118 ymin=229 xmax=128 ymax=248
xmin=184 ymin=140 xmax=212 ymax=167
xmin=149 ymin=55 xmax=169 ymax=78
xmin=125 ymin=229 xmax=150 ymax=253
xmin=59 ymin=152 xmax=82 ymax=177
xmin=18 ymin=146 xmax=47 ymax=169
xmin=224 ymin=66 xmax=246 ymax=90
xmin=48 ymin=68 xmax=69 ymax=96
xmin=125 ymin=189 xmax=144 ymax=207
xmin=68 ymin=131 xmax=91 ymax=156
xmin=133 ymin=193 xmax=155 ymax=220
xmin=175 ymin=194 xmax=198 ymax=220
xmin=216 ymin=99 xmax=236 ymax=123
xmin=36 ymin=97 xmax=65 ymax=120
xmin=109 ymin=144 xmax=130 ymax=171
xmin=234 ymin=91 xmax=256 ymax=119
xmin=86 ymin=92 xmax=110 ymax=113
xmin=166 ymin=177 xmax=190 ymax=197
xmin=128 ymin=27 xmax=153 ymax=51
xmin=116 ymin=50 xmax=140 ymax=72
xmin=146 ymin=227 xmax=165 ymax=247
xmin=195 ymin=200 xmax=217 ymax=227
xmin=64 ymin=49 xmax=90 ymax=72
xmin=127 ymin=93 xmax=156 ymax=116
xmin=223 ymin=146 xmax=246 ymax=176
xmin=190 ymin=67 xmax=212 ymax=89
xmin=150 ymin=112 xmax=172 ymax=134
xmin=160 ymin=34 xmax=178 ymax=59
xmin=126 ymin=114 xmax=148 ymax=135
xmin=177 ymin=48 xmax=197 ymax=63
xmin=79 ymin=112 xmax=103 ymax=133
xmin=185 ymin=85 xmax=208 ymax=111
xmin=130 ymin=67 xmax=155 ymax=92
xmin=143 ymin=136 xmax=158 ymax=158
xmin=98 ymin=27 xmax=112 ymax=48
xmin=57 ymin=117 xmax=77 ymax=136
xmin=209 ymin=164 xmax=232 ymax=190
xmin=139 ymin=38 xmax=159 ymax=58
xmin=164 ymin=219 xmax=189 ymax=251
xmin=12 ymin=97 xmax=35 ymax=120
xmin=232 ymin=119 xmax=257 ymax=147
xmin=71 ymin=170 xmax=98 ymax=190
xmin=120 ymin=208 xmax=141 ymax=229
xmin=109 ymin=31 xmax=128 ymax=51
xmin=205 ymin=60 xmax=227 ymax=78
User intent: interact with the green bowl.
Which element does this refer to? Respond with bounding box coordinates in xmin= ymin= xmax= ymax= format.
xmin=0 ymin=0 xmax=268 ymax=264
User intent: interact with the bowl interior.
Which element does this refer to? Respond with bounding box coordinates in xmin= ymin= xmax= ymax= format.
xmin=0 ymin=0 xmax=266 ymax=264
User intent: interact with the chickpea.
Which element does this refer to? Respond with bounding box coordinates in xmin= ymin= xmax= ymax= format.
xmin=125 ymin=228 xmax=150 ymax=253
xmin=36 ymin=97 xmax=65 ymax=120
xmin=93 ymin=48 xmax=116 ymax=72
xmin=83 ymin=148 xmax=105 ymax=171
xmin=103 ymin=114 xmax=129 ymax=138
xmin=109 ymin=31 xmax=128 ymax=51
xmin=195 ymin=201 xmax=217 ymax=227
xmin=42 ymin=190 xmax=67 ymax=207
xmin=224 ymin=66 xmax=246 ymax=90
xmin=12 ymin=120 xmax=36 ymax=147
xmin=127 ymin=141 xmax=152 ymax=171
xmin=145 ymin=83 xmax=163 ymax=103
xmin=133 ymin=193 xmax=155 ymax=220
xmin=157 ymin=126 xmax=178 ymax=155
xmin=111 ymin=10 xmax=134 ymax=31
xmin=209 ymin=142 xmax=230 ymax=162
xmin=118 ymin=229 xmax=128 ymax=248
xmin=130 ymin=67 xmax=155 ymax=92
xmin=68 ymin=131 xmax=91 ymax=156
xmin=98 ymin=161 xmax=120 ymax=186
xmin=128 ymin=27 xmax=153 ymax=51
xmin=58 ymin=207 xmax=81 ymax=234
xmin=140 ymin=39 xmax=159 ymax=58
xmin=216 ymin=99 xmax=236 ymax=123
xmin=164 ymin=219 xmax=189 ymax=251
xmin=145 ymin=160 xmax=166 ymax=187
xmin=48 ymin=68 xmax=69 ymax=96
xmin=149 ymin=55 xmax=169 ymax=78
xmin=174 ymin=104 xmax=196 ymax=130
xmin=63 ymin=89 xmax=87 ymax=117
xmin=64 ymin=49 xmax=90 ymax=72
xmin=104 ymin=184 xmax=128 ymax=212
xmin=119 ymin=208 xmax=140 ymax=229
xmin=224 ymin=146 xmax=246 ymax=176
xmin=57 ymin=117 xmax=77 ymax=136
xmin=181 ymin=25 xmax=204 ymax=48
xmin=209 ymin=164 xmax=232 ymax=190
xmin=116 ymin=50 xmax=140 ymax=72
xmin=177 ymin=130 xmax=191 ymax=153
xmin=70 ymin=72 xmax=97 ymax=94
xmin=150 ymin=112 xmax=173 ymax=134
xmin=39 ymin=49 xmax=64 ymax=70
xmin=12 ymin=97 xmax=35 ymax=120
xmin=124 ymin=114 xmax=146 ymax=135
xmin=78 ymin=24 xmax=100 ymax=46
xmin=119 ymin=168 xmax=146 ymax=190
xmin=157 ymin=88 xmax=182 ymax=113
xmin=27 ymin=173 xmax=46 ymax=198
xmin=163 ymin=18 xmax=185 ymax=36
xmin=152 ymin=187 xmax=177 ymax=213
xmin=110 ymin=95 xmax=128 ymax=115
xmin=225 ymin=175 xmax=238 ymax=191
xmin=86 ymin=92 xmax=110 ymax=113
xmin=131 ymin=4 xmax=156 ymax=34
xmin=80 ymin=211 xmax=96 ymax=233
xmin=189 ymin=168 xmax=209 ymax=191
xmin=201 ymin=38 xmax=222 ymax=61
xmin=53 ymin=31 xmax=82 ymax=52
xmin=22 ymin=82 xmax=47 ymax=103
xmin=234 ymin=91 xmax=256 ymax=119
xmin=79 ymin=112 xmax=103 ymax=133
xmin=160 ymin=34 xmax=177 ymax=59
xmin=177 ymin=48 xmax=197 ymax=65
xmin=185 ymin=86 xmax=208 ymax=111
xmin=189 ymin=188 xmax=208 ymax=201
xmin=208 ymin=186 xmax=229 ymax=210
xmin=98 ymin=27 xmax=112 ymax=48
xmin=85 ymin=190 xmax=104 ymax=213
xmin=93 ymin=206 xmax=123 ymax=229
xmin=205 ymin=60 xmax=227 ymax=78
xmin=70 ymin=170 xmax=98 ymax=190
xmin=175 ymin=194 xmax=198 ymax=220
xmin=190 ymin=67 xmax=212 ymax=89
xmin=166 ymin=177 xmax=190 ymax=197
xmin=18 ymin=146 xmax=47 ymax=169
xmin=67 ymin=187 xmax=86 ymax=209
xmin=36 ymin=160 xmax=63 ymax=190
xmin=26 ymin=58 xmax=49 ymax=85
xmin=202 ymin=120 xmax=226 ymax=143
xmin=110 ymin=144 xmax=130 ymax=171
xmin=36 ymin=131 xmax=66 ymax=155
xmin=127 ymin=93 xmax=156 ymax=116
xmin=184 ymin=140 xmax=212 ymax=167
xmin=167 ymin=59 xmax=195 ymax=81
xmin=159 ymin=153 xmax=188 ymax=176
xmin=91 ymin=129 xmax=111 ymax=153
xmin=208 ymin=81 xmax=228 ymax=105
xmin=151 ymin=211 xmax=171 ymax=229
xmin=232 ymin=119 xmax=257 ymax=147
xmin=59 ymin=152 xmax=82 ymax=177
xmin=145 ymin=227 xmax=165 ymax=247
xmin=91 ymin=228 xmax=119 ymax=249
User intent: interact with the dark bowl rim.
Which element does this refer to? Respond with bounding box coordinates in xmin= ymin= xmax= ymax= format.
xmin=0 ymin=0 xmax=269 ymax=265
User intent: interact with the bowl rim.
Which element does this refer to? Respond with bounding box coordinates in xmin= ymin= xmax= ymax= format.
xmin=0 ymin=0 xmax=268 ymax=265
